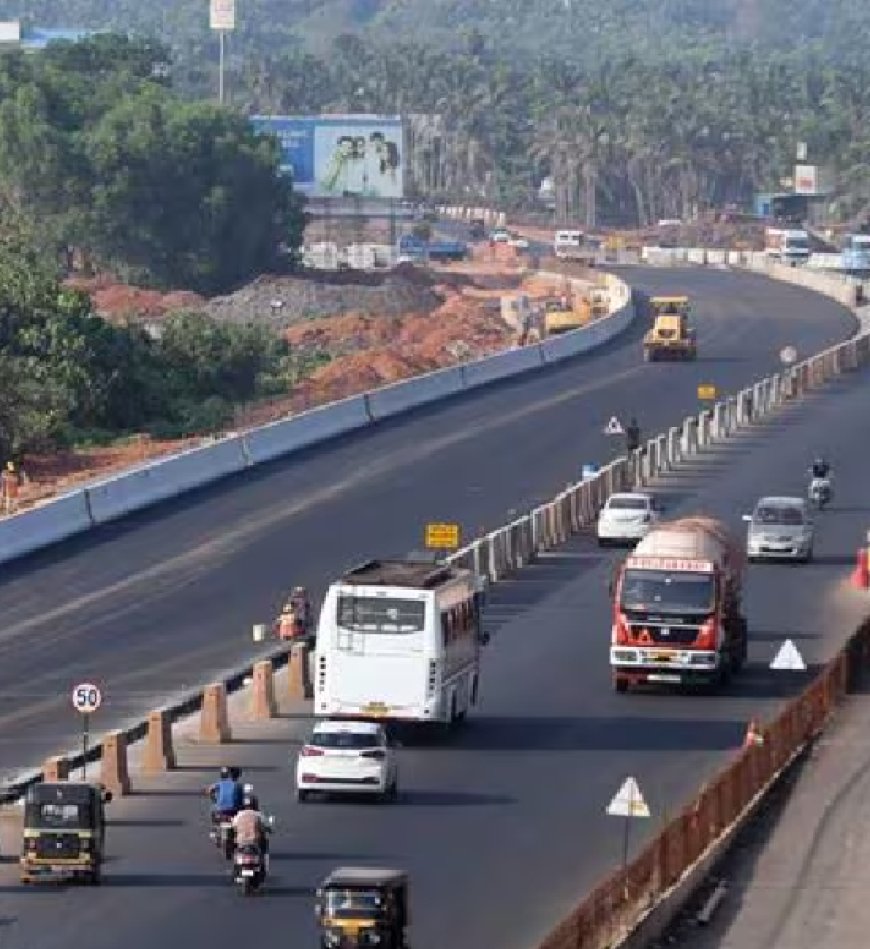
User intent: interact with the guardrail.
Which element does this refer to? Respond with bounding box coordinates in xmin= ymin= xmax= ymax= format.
xmin=0 ymin=272 xmax=635 ymax=568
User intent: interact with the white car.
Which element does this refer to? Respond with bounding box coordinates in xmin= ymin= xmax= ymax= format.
xmin=597 ymin=492 xmax=661 ymax=546
xmin=295 ymin=720 xmax=398 ymax=802
xmin=490 ymin=229 xmax=510 ymax=243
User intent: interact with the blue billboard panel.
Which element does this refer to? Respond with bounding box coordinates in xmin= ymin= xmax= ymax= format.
xmin=251 ymin=114 xmax=404 ymax=199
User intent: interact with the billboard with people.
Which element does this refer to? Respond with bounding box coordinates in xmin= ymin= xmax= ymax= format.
xmin=250 ymin=114 xmax=404 ymax=199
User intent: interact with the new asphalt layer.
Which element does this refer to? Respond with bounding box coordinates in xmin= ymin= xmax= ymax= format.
xmin=0 ymin=269 xmax=865 ymax=948
xmin=0 ymin=269 xmax=855 ymax=781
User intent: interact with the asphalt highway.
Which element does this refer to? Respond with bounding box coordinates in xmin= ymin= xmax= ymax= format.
xmin=0 ymin=269 xmax=855 ymax=783
xmin=1 ymin=338 xmax=868 ymax=949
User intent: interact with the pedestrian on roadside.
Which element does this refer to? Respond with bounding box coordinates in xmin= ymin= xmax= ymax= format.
xmin=1 ymin=461 xmax=23 ymax=514
xmin=625 ymin=417 xmax=641 ymax=453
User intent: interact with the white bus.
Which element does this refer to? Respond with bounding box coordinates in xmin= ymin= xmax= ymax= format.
xmin=313 ymin=560 xmax=488 ymax=727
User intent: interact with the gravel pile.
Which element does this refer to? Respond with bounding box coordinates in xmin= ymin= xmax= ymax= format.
xmin=202 ymin=267 xmax=443 ymax=327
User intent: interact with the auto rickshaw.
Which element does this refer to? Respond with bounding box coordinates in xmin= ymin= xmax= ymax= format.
xmin=20 ymin=781 xmax=112 ymax=885
xmin=315 ymin=866 xmax=409 ymax=948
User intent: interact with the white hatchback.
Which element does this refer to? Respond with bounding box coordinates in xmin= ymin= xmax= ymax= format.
xmin=597 ymin=492 xmax=661 ymax=546
xmin=295 ymin=720 xmax=398 ymax=802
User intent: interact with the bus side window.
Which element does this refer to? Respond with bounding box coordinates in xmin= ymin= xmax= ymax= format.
xmin=441 ymin=611 xmax=450 ymax=647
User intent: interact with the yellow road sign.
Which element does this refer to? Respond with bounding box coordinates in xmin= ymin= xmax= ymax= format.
xmin=697 ymin=384 xmax=717 ymax=401
xmin=425 ymin=522 xmax=460 ymax=549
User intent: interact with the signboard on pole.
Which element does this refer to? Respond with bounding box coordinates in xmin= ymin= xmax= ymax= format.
xmin=210 ymin=0 xmax=236 ymax=30
xmin=72 ymin=682 xmax=102 ymax=780
xmin=425 ymin=522 xmax=460 ymax=550
xmin=250 ymin=114 xmax=405 ymax=198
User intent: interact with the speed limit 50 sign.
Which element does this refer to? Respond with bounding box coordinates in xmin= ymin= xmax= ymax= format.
xmin=71 ymin=682 xmax=102 ymax=714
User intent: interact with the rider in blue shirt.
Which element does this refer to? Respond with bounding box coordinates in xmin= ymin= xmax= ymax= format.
xmin=208 ymin=766 xmax=244 ymax=816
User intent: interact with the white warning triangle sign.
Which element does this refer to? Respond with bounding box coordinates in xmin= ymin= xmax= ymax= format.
xmin=606 ymin=776 xmax=650 ymax=818
xmin=770 ymin=638 xmax=806 ymax=671
xmin=604 ymin=415 xmax=624 ymax=436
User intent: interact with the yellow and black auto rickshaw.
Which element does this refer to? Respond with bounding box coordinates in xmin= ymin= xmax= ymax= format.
xmin=315 ymin=866 xmax=409 ymax=948
xmin=20 ymin=781 xmax=112 ymax=885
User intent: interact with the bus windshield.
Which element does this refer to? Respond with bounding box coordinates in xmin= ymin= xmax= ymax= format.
xmin=337 ymin=596 xmax=425 ymax=633
xmin=620 ymin=569 xmax=714 ymax=614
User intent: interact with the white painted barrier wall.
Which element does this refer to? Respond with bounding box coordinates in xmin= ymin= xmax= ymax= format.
xmin=0 ymin=269 xmax=636 ymax=565
xmin=365 ymin=367 xmax=466 ymax=421
xmin=86 ymin=435 xmax=249 ymax=524
xmin=0 ymin=491 xmax=93 ymax=561
xmin=244 ymin=396 xmax=371 ymax=465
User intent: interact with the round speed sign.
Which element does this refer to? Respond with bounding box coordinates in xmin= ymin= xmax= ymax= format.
xmin=71 ymin=682 xmax=102 ymax=714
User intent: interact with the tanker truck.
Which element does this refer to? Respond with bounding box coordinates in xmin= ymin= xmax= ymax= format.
xmin=609 ymin=517 xmax=747 ymax=693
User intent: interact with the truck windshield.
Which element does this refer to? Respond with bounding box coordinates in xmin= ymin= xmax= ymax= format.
xmin=337 ymin=596 xmax=425 ymax=633
xmin=620 ymin=569 xmax=714 ymax=614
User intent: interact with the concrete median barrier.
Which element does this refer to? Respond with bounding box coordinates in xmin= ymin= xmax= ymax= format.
xmin=0 ymin=491 xmax=93 ymax=565
xmin=100 ymin=731 xmax=131 ymax=796
xmin=85 ymin=435 xmax=249 ymax=524
xmin=143 ymin=710 xmax=176 ymax=773
xmin=365 ymin=366 xmax=466 ymax=421
xmin=462 ymin=344 xmax=545 ymax=388
xmin=251 ymin=660 xmax=277 ymax=720
xmin=200 ymin=683 xmax=231 ymax=744
xmin=242 ymin=395 xmax=371 ymax=465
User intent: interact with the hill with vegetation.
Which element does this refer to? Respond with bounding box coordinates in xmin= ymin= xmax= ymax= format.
xmin=5 ymin=0 xmax=870 ymax=63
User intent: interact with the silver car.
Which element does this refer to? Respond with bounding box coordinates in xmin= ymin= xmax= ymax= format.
xmin=743 ymin=497 xmax=814 ymax=563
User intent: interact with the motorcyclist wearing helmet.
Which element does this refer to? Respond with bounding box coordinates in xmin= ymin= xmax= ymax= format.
xmin=207 ymin=766 xmax=244 ymax=821
xmin=231 ymin=787 xmax=272 ymax=872
xmin=289 ymin=585 xmax=312 ymax=637
xmin=811 ymin=457 xmax=831 ymax=480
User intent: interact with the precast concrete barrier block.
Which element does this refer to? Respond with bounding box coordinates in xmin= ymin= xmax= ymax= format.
xmin=251 ymin=660 xmax=277 ymax=720
xmin=43 ymin=756 xmax=70 ymax=782
xmin=86 ymin=436 xmax=249 ymax=524
xmin=463 ymin=345 xmax=544 ymax=389
xmin=366 ymin=367 xmax=465 ymax=421
xmin=286 ymin=642 xmax=310 ymax=703
xmin=143 ymin=709 xmax=176 ymax=773
xmin=0 ymin=491 xmax=93 ymax=566
xmin=243 ymin=396 xmax=370 ymax=465
xmin=200 ymin=683 xmax=231 ymax=743
xmin=100 ymin=731 xmax=131 ymax=796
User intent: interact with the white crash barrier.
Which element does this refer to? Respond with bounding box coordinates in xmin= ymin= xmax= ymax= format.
xmin=365 ymin=366 xmax=466 ymax=421
xmin=243 ymin=396 xmax=371 ymax=465
xmin=462 ymin=344 xmax=544 ymax=388
xmin=86 ymin=435 xmax=250 ymax=524
xmin=0 ymin=491 xmax=93 ymax=565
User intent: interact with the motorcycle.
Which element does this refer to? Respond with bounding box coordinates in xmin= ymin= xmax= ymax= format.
xmin=209 ymin=810 xmax=236 ymax=860
xmin=808 ymin=476 xmax=832 ymax=510
xmin=232 ymin=843 xmax=266 ymax=896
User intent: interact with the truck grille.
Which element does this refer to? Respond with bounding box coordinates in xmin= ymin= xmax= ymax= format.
xmin=34 ymin=833 xmax=81 ymax=859
xmin=628 ymin=622 xmax=700 ymax=646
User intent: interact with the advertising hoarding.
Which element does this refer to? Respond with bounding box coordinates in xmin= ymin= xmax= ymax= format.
xmin=794 ymin=164 xmax=833 ymax=195
xmin=251 ymin=115 xmax=404 ymax=199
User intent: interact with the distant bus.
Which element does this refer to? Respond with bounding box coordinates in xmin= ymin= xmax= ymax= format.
xmin=313 ymin=559 xmax=488 ymax=727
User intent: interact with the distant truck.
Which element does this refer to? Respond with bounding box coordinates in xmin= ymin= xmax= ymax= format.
xmin=764 ymin=227 xmax=810 ymax=264
xmin=553 ymin=229 xmax=600 ymax=264
xmin=398 ymin=234 xmax=468 ymax=262
xmin=841 ymin=234 xmax=870 ymax=275
xmin=609 ymin=516 xmax=748 ymax=692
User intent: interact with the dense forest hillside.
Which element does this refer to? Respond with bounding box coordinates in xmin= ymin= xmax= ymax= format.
xmin=3 ymin=0 xmax=870 ymax=63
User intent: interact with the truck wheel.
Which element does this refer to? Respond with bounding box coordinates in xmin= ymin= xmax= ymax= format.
xmin=643 ymin=349 xmax=651 ymax=363
xmin=613 ymin=675 xmax=628 ymax=694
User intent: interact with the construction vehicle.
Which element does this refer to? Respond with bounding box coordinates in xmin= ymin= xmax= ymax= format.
xmin=648 ymin=295 xmax=690 ymax=322
xmin=543 ymin=296 xmax=591 ymax=335
xmin=609 ymin=517 xmax=748 ymax=693
xmin=643 ymin=308 xmax=697 ymax=361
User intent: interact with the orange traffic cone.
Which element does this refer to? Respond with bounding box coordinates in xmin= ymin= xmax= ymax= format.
xmin=851 ymin=547 xmax=870 ymax=589
xmin=743 ymin=719 xmax=764 ymax=748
